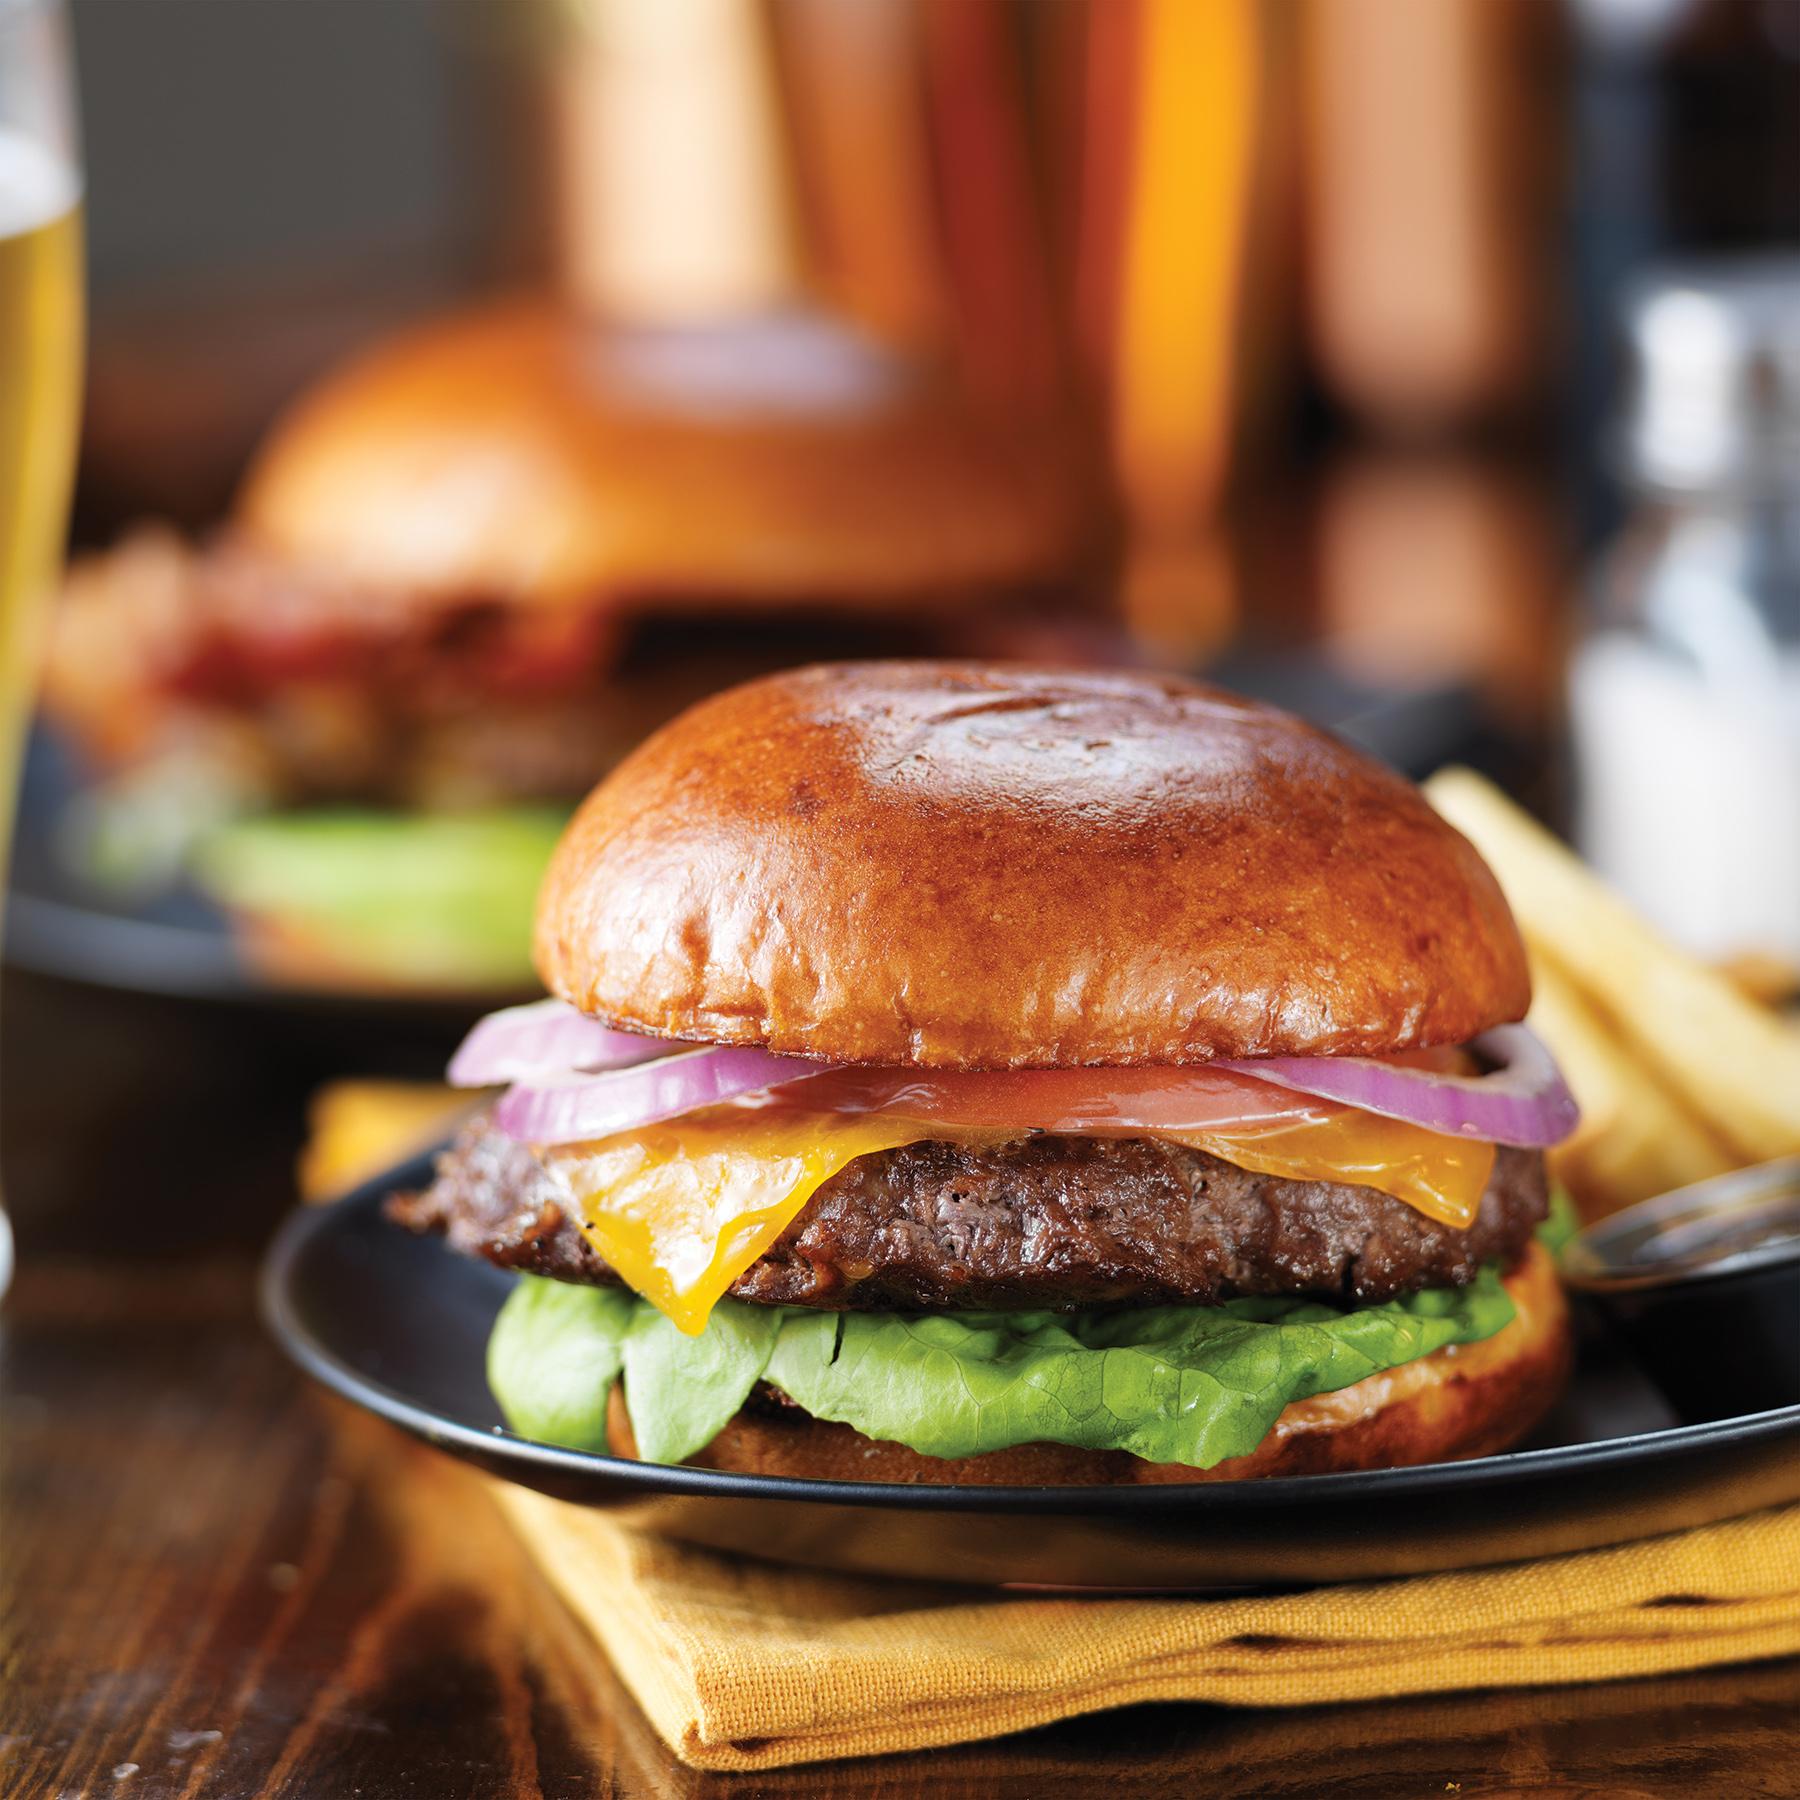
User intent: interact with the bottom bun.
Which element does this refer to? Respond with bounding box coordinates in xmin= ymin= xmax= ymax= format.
xmin=608 ymin=1241 xmax=1572 ymax=1486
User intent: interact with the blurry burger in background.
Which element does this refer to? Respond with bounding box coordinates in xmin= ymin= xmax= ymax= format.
xmin=395 ymin=661 xmax=1579 ymax=1484
xmin=41 ymin=302 xmax=1097 ymax=992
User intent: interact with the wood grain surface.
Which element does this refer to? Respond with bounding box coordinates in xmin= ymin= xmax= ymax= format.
xmin=2 ymin=969 xmax=1797 ymax=1799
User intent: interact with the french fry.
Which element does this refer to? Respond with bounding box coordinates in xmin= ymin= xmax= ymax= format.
xmin=1526 ymin=953 xmax=1735 ymax=1218
xmin=1426 ymin=767 xmax=1800 ymax=1164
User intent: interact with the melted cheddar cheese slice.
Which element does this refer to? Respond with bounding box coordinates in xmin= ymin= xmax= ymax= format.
xmin=544 ymin=1100 xmax=1496 ymax=1335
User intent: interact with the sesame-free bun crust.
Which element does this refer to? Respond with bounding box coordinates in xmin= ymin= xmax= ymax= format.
xmin=237 ymin=301 xmax=1089 ymax=613
xmin=537 ymin=661 xmax=1531 ymax=1066
xmin=606 ymin=1242 xmax=1570 ymax=1486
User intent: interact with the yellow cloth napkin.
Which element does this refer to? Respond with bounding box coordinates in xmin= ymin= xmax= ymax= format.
xmin=305 ymin=1082 xmax=1800 ymax=1771
xmin=495 ymin=1486 xmax=1800 ymax=1772
xmin=298 ymin=1080 xmax=477 ymax=1203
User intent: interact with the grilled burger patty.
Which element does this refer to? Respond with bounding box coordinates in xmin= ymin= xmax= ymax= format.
xmin=390 ymin=1120 xmax=1547 ymax=1311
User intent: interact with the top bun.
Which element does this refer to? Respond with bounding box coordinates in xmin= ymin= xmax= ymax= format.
xmin=236 ymin=301 xmax=1090 ymax=615
xmin=536 ymin=662 xmax=1530 ymax=1067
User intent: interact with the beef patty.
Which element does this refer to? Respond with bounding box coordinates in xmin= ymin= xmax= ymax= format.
xmin=389 ymin=1118 xmax=1546 ymax=1311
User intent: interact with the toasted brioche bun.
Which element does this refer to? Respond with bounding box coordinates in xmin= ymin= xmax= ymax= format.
xmin=236 ymin=301 xmax=1091 ymax=615
xmin=605 ymin=1242 xmax=1569 ymax=1486
xmin=536 ymin=661 xmax=1531 ymax=1066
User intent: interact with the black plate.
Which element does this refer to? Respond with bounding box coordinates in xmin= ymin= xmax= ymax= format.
xmin=262 ymin=1155 xmax=1800 ymax=1590
xmin=6 ymin=731 xmax=255 ymax=1001
xmin=4 ymin=729 xmax=525 ymax=1015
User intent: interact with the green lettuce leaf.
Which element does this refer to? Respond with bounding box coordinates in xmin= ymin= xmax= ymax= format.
xmin=193 ymin=805 xmax=569 ymax=986
xmin=1540 ymin=1184 xmax=1580 ymax=1256
xmin=486 ymin=1277 xmax=637 ymax=1451
xmin=487 ymin=1265 xmax=1517 ymax=1469
xmin=762 ymin=1274 xmax=1514 ymax=1468
xmin=621 ymin=1301 xmax=782 ymax=1464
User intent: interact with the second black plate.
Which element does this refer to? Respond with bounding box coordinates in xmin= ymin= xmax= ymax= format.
xmin=4 ymin=729 xmax=529 ymax=1016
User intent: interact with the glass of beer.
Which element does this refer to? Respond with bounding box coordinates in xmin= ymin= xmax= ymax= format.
xmin=0 ymin=0 xmax=83 ymax=1292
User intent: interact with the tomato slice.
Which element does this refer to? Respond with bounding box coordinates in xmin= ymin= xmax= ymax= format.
xmin=757 ymin=1063 xmax=1349 ymax=1136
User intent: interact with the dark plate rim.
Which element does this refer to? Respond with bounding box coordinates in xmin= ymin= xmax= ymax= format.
xmin=4 ymin=889 xmax=254 ymax=1000
xmin=5 ymin=727 xmax=535 ymax=1011
xmin=261 ymin=1152 xmax=1800 ymax=1516
xmin=4 ymin=888 xmax=533 ymax=1013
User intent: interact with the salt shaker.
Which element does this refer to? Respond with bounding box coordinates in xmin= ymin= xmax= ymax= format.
xmin=1571 ymin=257 xmax=1800 ymax=991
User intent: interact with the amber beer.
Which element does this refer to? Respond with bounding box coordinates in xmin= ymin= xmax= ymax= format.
xmin=0 ymin=127 xmax=81 ymax=866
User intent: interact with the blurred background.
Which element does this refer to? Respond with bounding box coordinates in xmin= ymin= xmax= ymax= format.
xmin=3 ymin=0 xmax=1797 ymax=1241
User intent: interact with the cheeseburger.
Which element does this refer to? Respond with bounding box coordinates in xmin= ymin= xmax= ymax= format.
xmin=43 ymin=305 xmax=1092 ymax=989
xmin=395 ymin=661 xmax=1579 ymax=1482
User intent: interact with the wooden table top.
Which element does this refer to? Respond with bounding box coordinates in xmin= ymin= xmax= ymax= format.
xmin=3 ymin=969 xmax=1797 ymax=1800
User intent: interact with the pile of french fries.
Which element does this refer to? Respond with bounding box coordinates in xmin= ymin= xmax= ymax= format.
xmin=1426 ymin=768 xmax=1800 ymax=1220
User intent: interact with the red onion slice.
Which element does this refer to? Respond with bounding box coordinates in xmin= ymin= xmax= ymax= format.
xmin=448 ymin=997 xmax=676 ymax=1087
xmin=493 ymin=1045 xmax=834 ymax=1143
xmin=1219 ymin=1025 xmax=1579 ymax=1147
xmin=474 ymin=1015 xmax=1576 ymax=1151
